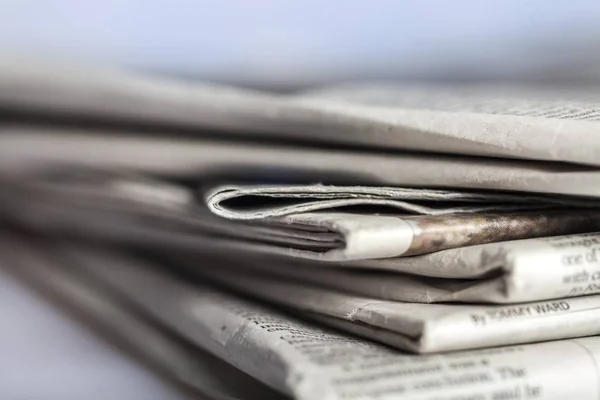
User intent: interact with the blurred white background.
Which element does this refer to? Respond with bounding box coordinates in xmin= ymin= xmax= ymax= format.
xmin=2 ymin=0 xmax=600 ymax=88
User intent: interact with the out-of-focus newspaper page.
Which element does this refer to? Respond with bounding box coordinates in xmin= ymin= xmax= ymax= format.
xmin=5 ymin=126 xmax=600 ymax=199
xmin=0 ymin=232 xmax=285 ymax=400
xmin=3 ymin=57 xmax=600 ymax=167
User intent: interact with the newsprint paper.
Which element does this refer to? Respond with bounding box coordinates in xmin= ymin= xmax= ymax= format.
xmin=6 ymin=175 xmax=600 ymax=305
xmin=205 ymin=185 xmax=600 ymax=219
xmin=3 ymin=55 xmax=600 ymax=167
xmin=0 ymin=122 xmax=600 ymax=197
xmin=205 ymin=232 xmax=600 ymax=304
xmin=29 ymin=238 xmax=600 ymax=400
xmin=205 ymin=208 xmax=600 ymax=260
xmin=206 ymin=185 xmax=600 ymax=259
xmin=45 ymin=241 xmax=600 ymax=354
xmin=6 ymin=125 xmax=600 ymax=199
xmin=196 ymin=265 xmax=600 ymax=353
xmin=6 ymin=171 xmax=600 ymax=261
xmin=0 ymin=232 xmax=284 ymax=400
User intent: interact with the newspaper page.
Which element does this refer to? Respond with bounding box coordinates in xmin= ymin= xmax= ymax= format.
xmin=3 ymin=56 xmax=600 ymax=167
xmin=311 ymin=232 xmax=600 ymax=303
xmin=8 ymin=176 xmax=600 ymax=304
xmin=20 ymin=196 xmax=600 ymax=304
xmin=203 ymin=208 xmax=600 ymax=260
xmin=5 ymin=125 xmax=600 ymax=199
xmin=194 ymin=266 xmax=600 ymax=353
xmin=9 ymin=172 xmax=600 ymax=261
xmin=52 ymin=242 xmax=600 ymax=353
xmin=0 ymin=174 xmax=346 ymax=252
xmin=206 ymin=184 xmax=600 ymax=219
xmin=44 ymin=241 xmax=600 ymax=400
xmin=0 ymin=232 xmax=285 ymax=400
xmin=206 ymin=184 xmax=600 ymax=260
xmin=8 ymin=172 xmax=600 ymax=262
xmin=194 ymin=231 xmax=600 ymax=304
xmin=8 ymin=175 xmax=600 ymax=303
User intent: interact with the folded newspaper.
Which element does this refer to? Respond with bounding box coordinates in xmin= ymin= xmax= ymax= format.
xmin=2 ymin=55 xmax=600 ymax=168
xmin=0 ymin=232 xmax=285 ymax=400
xmin=205 ymin=184 xmax=600 ymax=219
xmin=5 ymin=56 xmax=600 ymax=399
xmin=17 ymin=232 xmax=600 ymax=355
xmin=6 ymin=125 xmax=600 ymax=199
xmin=190 ymin=231 xmax=600 ymax=304
xmin=18 ymin=235 xmax=600 ymax=400
xmin=6 ymin=174 xmax=600 ymax=304
xmin=3 ymin=58 xmax=600 ymax=201
xmin=191 ymin=264 xmax=600 ymax=353
xmin=207 ymin=198 xmax=600 ymax=261
xmin=205 ymin=185 xmax=600 ymax=259
xmin=5 ymin=172 xmax=600 ymax=262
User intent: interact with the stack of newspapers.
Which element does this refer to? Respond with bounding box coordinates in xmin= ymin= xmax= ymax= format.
xmin=4 ymin=56 xmax=600 ymax=399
